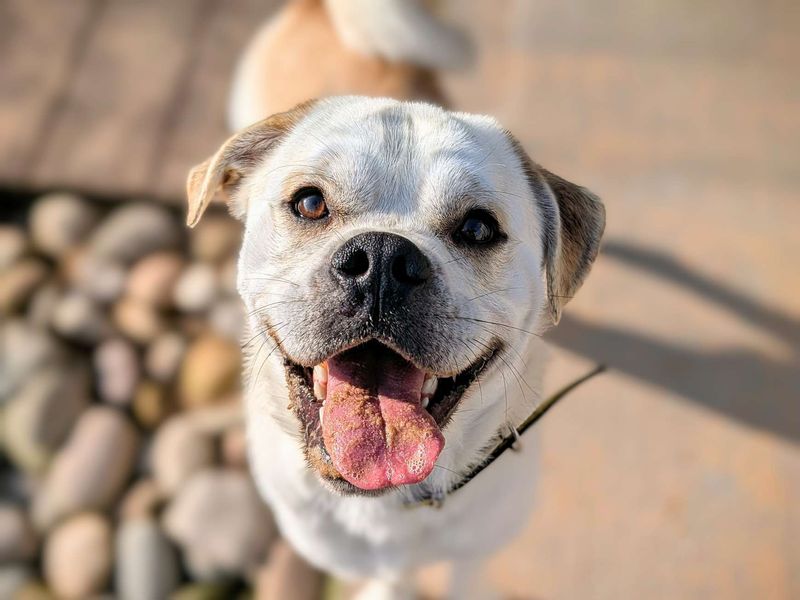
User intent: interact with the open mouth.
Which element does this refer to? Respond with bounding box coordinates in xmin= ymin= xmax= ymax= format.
xmin=284 ymin=339 xmax=498 ymax=493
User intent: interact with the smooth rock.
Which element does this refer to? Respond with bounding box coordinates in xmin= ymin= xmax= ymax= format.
xmin=218 ymin=257 xmax=238 ymax=296
xmin=116 ymin=519 xmax=180 ymax=600
xmin=113 ymin=297 xmax=165 ymax=344
xmin=0 ymin=225 xmax=27 ymax=269
xmin=30 ymin=193 xmax=98 ymax=257
xmin=119 ymin=479 xmax=163 ymax=521
xmin=94 ymin=338 xmax=140 ymax=406
xmin=0 ymin=564 xmax=35 ymax=599
xmin=132 ymin=380 xmax=172 ymax=429
xmin=178 ymin=334 xmax=240 ymax=409
xmin=68 ymin=251 xmax=127 ymax=304
xmin=3 ymin=362 xmax=90 ymax=473
xmin=88 ymin=203 xmax=180 ymax=264
xmin=163 ymin=469 xmax=275 ymax=580
xmin=151 ymin=415 xmax=215 ymax=496
xmin=144 ymin=331 xmax=187 ymax=383
xmin=221 ymin=425 xmax=248 ymax=469
xmin=15 ymin=580 xmax=56 ymax=600
xmin=33 ymin=407 xmax=139 ymax=530
xmin=0 ymin=505 xmax=37 ymax=562
xmin=173 ymin=263 xmax=218 ymax=313
xmin=190 ymin=215 xmax=241 ymax=264
xmin=0 ymin=320 xmax=63 ymax=399
xmin=255 ymin=539 xmax=323 ymax=600
xmin=171 ymin=582 xmax=236 ymax=600
xmin=51 ymin=291 xmax=110 ymax=343
xmin=26 ymin=282 xmax=62 ymax=328
xmin=0 ymin=258 xmax=48 ymax=315
xmin=209 ymin=298 xmax=245 ymax=341
xmin=126 ymin=252 xmax=185 ymax=307
xmin=43 ymin=513 xmax=112 ymax=599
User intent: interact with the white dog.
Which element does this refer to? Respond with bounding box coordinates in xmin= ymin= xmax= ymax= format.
xmin=186 ymin=95 xmax=605 ymax=598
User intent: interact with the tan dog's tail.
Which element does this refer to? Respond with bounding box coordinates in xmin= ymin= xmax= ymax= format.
xmin=228 ymin=0 xmax=471 ymax=131
xmin=323 ymin=0 xmax=472 ymax=69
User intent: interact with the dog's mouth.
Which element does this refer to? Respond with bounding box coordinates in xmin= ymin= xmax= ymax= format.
xmin=284 ymin=339 xmax=498 ymax=493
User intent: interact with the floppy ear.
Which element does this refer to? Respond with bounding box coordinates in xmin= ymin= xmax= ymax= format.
xmin=186 ymin=100 xmax=317 ymax=227
xmin=507 ymin=136 xmax=606 ymax=324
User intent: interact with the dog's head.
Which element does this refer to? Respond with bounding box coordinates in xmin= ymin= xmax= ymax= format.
xmin=187 ymin=97 xmax=604 ymax=494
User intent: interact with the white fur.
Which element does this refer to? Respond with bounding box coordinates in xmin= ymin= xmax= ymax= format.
xmin=323 ymin=0 xmax=473 ymax=69
xmin=231 ymin=97 xmax=554 ymax=596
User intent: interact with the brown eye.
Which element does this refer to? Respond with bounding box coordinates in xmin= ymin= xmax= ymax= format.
xmin=292 ymin=188 xmax=328 ymax=220
xmin=454 ymin=209 xmax=500 ymax=246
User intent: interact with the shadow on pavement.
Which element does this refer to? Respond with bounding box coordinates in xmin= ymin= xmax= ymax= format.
xmin=547 ymin=240 xmax=800 ymax=443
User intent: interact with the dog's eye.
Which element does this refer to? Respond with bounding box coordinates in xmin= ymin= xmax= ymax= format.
xmin=455 ymin=210 xmax=498 ymax=245
xmin=292 ymin=188 xmax=328 ymax=220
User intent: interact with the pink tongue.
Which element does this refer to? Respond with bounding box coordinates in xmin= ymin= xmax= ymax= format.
xmin=321 ymin=348 xmax=444 ymax=490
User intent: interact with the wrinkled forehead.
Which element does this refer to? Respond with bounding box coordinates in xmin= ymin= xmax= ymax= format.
xmin=261 ymin=98 xmax=530 ymax=218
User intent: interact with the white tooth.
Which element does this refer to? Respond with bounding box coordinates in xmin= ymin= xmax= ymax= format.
xmin=421 ymin=397 xmax=429 ymax=409
xmin=313 ymin=379 xmax=327 ymax=401
xmin=313 ymin=363 xmax=328 ymax=384
xmin=319 ymin=406 xmax=324 ymax=425
xmin=421 ymin=376 xmax=438 ymax=397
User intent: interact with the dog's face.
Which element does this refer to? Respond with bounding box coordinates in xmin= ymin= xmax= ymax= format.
xmin=187 ymin=97 xmax=604 ymax=494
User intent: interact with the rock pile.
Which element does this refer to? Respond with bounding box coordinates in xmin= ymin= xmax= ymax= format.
xmin=0 ymin=193 xmax=323 ymax=599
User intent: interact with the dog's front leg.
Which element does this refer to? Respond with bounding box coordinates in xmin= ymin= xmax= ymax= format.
xmin=448 ymin=558 xmax=498 ymax=600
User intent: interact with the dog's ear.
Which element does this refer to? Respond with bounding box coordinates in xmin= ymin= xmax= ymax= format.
xmin=507 ymin=136 xmax=606 ymax=324
xmin=186 ymin=100 xmax=317 ymax=227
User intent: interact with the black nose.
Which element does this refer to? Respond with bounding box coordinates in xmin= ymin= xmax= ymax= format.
xmin=331 ymin=232 xmax=432 ymax=319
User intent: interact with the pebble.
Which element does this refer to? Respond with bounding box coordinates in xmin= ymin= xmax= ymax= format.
xmin=0 ymin=565 xmax=35 ymax=599
xmin=151 ymin=415 xmax=215 ymax=496
xmin=0 ymin=320 xmax=63 ymax=399
xmin=29 ymin=193 xmax=98 ymax=257
xmin=3 ymin=362 xmax=90 ymax=473
xmin=190 ymin=215 xmax=241 ymax=264
xmin=171 ymin=582 xmax=236 ymax=600
xmin=68 ymin=251 xmax=127 ymax=304
xmin=43 ymin=513 xmax=112 ymax=599
xmin=116 ymin=519 xmax=180 ymax=600
xmin=221 ymin=425 xmax=248 ymax=469
xmin=218 ymin=257 xmax=239 ymax=295
xmin=94 ymin=338 xmax=140 ymax=406
xmin=173 ymin=262 xmax=219 ymax=313
xmin=113 ymin=297 xmax=165 ymax=344
xmin=33 ymin=407 xmax=140 ymax=530
xmin=0 ymin=225 xmax=27 ymax=269
xmin=255 ymin=539 xmax=323 ymax=600
xmin=144 ymin=331 xmax=187 ymax=383
xmin=119 ymin=479 xmax=163 ymax=521
xmin=88 ymin=203 xmax=180 ymax=265
xmin=0 ymin=258 xmax=48 ymax=315
xmin=0 ymin=505 xmax=38 ymax=562
xmin=127 ymin=252 xmax=185 ymax=307
xmin=209 ymin=297 xmax=245 ymax=341
xmin=26 ymin=282 xmax=62 ymax=328
xmin=51 ymin=291 xmax=110 ymax=343
xmin=163 ymin=469 xmax=275 ymax=580
xmin=132 ymin=380 xmax=173 ymax=429
xmin=178 ymin=334 xmax=241 ymax=409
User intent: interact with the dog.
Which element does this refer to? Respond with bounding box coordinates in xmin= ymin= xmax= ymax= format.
xmin=187 ymin=3 xmax=605 ymax=599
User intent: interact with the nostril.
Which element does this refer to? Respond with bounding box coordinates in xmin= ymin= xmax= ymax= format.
xmin=391 ymin=253 xmax=430 ymax=286
xmin=339 ymin=248 xmax=370 ymax=278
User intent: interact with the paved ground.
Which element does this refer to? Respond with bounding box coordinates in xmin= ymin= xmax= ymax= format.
xmin=2 ymin=0 xmax=798 ymax=598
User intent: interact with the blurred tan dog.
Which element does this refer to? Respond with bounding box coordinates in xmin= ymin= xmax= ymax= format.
xmin=228 ymin=0 xmax=471 ymax=129
xmin=188 ymin=2 xmax=605 ymax=599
